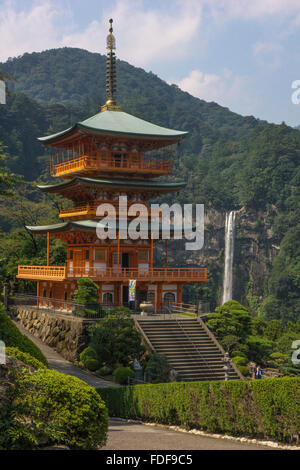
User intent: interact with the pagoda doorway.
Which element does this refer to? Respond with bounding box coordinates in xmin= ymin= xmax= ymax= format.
xmin=122 ymin=285 xmax=129 ymax=304
xmin=122 ymin=253 xmax=130 ymax=268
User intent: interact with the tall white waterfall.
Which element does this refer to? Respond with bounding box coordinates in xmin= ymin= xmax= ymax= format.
xmin=222 ymin=211 xmax=236 ymax=304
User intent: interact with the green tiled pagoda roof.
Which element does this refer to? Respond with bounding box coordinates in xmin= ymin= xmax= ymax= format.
xmin=37 ymin=177 xmax=186 ymax=193
xmin=38 ymin=110 xmax=188 ymax=144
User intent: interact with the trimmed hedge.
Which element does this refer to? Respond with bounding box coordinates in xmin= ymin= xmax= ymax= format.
xmin=5 ymin=347 xmax=47 ymax=370
xmin=1 ymin=368 xmax=108 ymax=450
xmin=0 ymin=308 xmax=48 ymax=367
xmin=98 ymin=377 xmax=300 ymax=443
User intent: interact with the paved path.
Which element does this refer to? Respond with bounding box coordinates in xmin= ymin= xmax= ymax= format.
xmin=102 ymin=418 xmax=273 ymax=450
xmin=13 ymin=320 xmax=116 ymax=388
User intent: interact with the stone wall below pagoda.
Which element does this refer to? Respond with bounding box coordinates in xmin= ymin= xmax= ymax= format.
xmin=10 ymin=307 xmax=94 ymax=362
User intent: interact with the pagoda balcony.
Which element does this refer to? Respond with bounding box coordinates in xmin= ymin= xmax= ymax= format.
xmin=17 ymin=266 xmax=66 ymax=281
xmin=51 ymin=154 xmax=171 ymax=178
xmin=59 ymin=202 xmax=160 ymax=219
xmin=17 ymin=265 xmax=207 ymax=283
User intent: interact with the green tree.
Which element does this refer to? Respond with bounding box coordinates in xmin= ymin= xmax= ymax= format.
xmin=88 ymin=309 xmax=145 ymax=368
xmin=72 ymin=278 xmax=100 ymax=317
xmin=207 ymin=300 xmax=252 ymax=341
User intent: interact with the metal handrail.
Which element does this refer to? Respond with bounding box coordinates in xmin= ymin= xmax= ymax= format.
xmin=10 ymin=294 xmax=105 ymax=319
xmin=172 ymin=315 xmax=216 ymax=377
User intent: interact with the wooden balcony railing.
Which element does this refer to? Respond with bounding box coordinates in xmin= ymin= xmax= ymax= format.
xmin=17 ymin=266 xmax=66 ymax=281
xmin=59 ymin=202 xmax=161 ymax=219
xmin=68 ymin=266 xmax=208 ymax=283
xmin=51 ymin=154 xmax=171 ymax=177
xmin=17 ymin=265 xmax=207 ymax=283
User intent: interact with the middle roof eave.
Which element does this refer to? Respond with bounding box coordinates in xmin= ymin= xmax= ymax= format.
xmin=37 ymin=177 xmax=187 ymax=193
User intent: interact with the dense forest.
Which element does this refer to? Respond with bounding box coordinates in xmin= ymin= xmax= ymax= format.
xmin=0 ymin=47 xmax=300 ymax=324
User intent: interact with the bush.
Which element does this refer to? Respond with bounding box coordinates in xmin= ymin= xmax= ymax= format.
xmin=237 ymin=365 xmax=250 ymax=377
xmin=207 ymin=301 xmax=252 ymax=341
xmin=269 ymin=352 xmax=289 ymax=367
xmin=88 ymin=315 xmax=145 ymax=368
xmin=246 ymin=335 xmax=273 ymax=364
xmin=80 ymin=346 xmax=98 ymax=363
xmin=231 ymin=350 xmax=247 ymax=359
xmin=72 ymin=278 xmax=101 ymax=317
xmin=99 ymin=366 xmax=112 ymax=376
xmin=113 ymin=366 xmax=135 ymax=385
xmin=233 ymin=356 xmax=248 ymax=367
xmin=98 ymin=377 xmax=300 ymax=443
xmin=0 ymin=307 xmax=48 ymax=367
xmin=108 ymin=306 xmax=132 ymax=317
xmin=5 ymin=347 xmax=47 ymax=370
xmin=1 ymin=368 xmax=108 ymax=450
xmin=85 ymin=358 xmax=100 ymax=372
xmin=145 ymin=354 xmax=171 ymax=383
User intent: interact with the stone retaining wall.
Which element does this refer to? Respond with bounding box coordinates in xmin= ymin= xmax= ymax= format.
xmin=11 ymin=307 xmax=95 ymax=362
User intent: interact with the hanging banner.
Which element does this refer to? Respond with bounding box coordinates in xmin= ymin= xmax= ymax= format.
xmin=129 ymin=280 xmax=136 ymax=301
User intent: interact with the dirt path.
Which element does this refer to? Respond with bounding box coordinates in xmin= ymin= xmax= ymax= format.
xmin=13 ymin=320 xmax=116 ymax=388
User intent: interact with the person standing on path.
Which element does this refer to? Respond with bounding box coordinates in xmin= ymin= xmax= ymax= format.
xmin=254 ymin=365 xmax=262 ymax=379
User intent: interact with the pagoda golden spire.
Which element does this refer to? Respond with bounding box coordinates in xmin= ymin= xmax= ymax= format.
xmin=101 ymin=18 xmax=121 ymax=112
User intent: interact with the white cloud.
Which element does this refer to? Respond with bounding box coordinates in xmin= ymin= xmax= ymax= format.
xmin=252 ymin=41 xmax=284 ymax=69
xmin=177 ymin=68 xmax=255 ymax=115
xmin=62 ymin=0 xmax=203 ymax=67
xmin=0 ymin=0 xmax=203 ymax=66
xmin=207 ymin=0 xmax=300 ymax=21
xmin=0 ymin=0 xmax=64 ymax=61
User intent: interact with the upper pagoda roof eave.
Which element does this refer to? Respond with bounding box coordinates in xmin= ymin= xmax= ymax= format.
xmin=38 ymin=110 xmax=188 ymax=146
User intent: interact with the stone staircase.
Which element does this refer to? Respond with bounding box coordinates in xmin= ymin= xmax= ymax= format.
xmin=136 ymin=317 xmax=242 ymax=382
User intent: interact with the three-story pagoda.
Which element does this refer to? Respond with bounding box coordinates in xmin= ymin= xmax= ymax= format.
xmin=17 ymin=20 xmax=207 ymax=312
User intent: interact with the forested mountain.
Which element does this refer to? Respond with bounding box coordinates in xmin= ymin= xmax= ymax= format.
xmin=0 ymin=48 xmax=300 ymax=323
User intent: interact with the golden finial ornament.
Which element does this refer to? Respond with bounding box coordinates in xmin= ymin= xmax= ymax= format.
xmin=101 ymin=18 xmax=121 ymax=111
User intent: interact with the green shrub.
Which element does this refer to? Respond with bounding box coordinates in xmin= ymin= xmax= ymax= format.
xmin=5 ymin=347 xmax=47 ymax=370
xmin=0 ymin=308 xmax=48 ymax=367
xmin=2 ymin=368 xmax=108 ymax=450
xmin=246 ymin=335 xmax=273 ymax=364
xmin=233 ymin=356 xmax=248 ymax=367
xmin=88 ymin=315 xmax=145 ymax=368
xmin=108 ymin=306 xmax=132 ymax=317
xmin=231 ymin=350 xmax=247 ymax=359
xmin=113 ymin=366 xmax=134 ymax=385
xmin=72 ymin=278 xmax=101 ymax=317
xmin=99 ymin=366 xmax=112 ymax=376
xmin=80 ymin=346 xmax=98 ymax=363
xmin=145 ymin=354 xmax=171 ymax=383
xmin=98 ymin=377 xmax=300 ymax=443
xmin=85 ymin=358 xmax=100 ymax=372
xmin=269 ymin=352 xmax=289 ymax=367
xmin=237 ymin=365 xmax=250 ymax=377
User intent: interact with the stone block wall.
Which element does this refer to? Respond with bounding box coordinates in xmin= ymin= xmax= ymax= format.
xmin=11 ymin=307 xmax=94 ymax=362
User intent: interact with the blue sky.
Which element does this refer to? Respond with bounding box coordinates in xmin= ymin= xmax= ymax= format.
xmin=1 ymin=0 xmax=300 ymax=126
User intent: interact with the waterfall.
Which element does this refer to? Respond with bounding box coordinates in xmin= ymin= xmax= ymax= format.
xmin=222 ymin=211 xmax=236 ymax=304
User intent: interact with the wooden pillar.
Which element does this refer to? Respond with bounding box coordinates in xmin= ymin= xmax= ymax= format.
xmin=37 ymin=281 xmax=39 ymax=307
xmin=157 ymin=283 xmax=162 ymax=313
xmin=98 ymin=283 xmax=102 ymax=305
xmin=165 ymin=240 xmax=168 ymax=269
xmin=117 ymin=231 xmax=120 ymax=274
xmin=150 ymin=238 xmax=154 ymax=269
xmin=120 ymin=283 xmax=123 ymax=306
xmin=47 ymin=232 xmax=50 ymax=266
xmin=177 ymin=284 xmax=183 ymax=307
